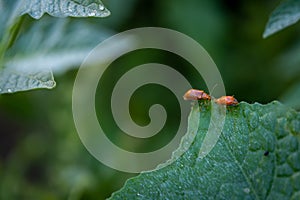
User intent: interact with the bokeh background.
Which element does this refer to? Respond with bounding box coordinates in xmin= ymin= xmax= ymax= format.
xmin=1 ymin=0 xmax=300 ymax=199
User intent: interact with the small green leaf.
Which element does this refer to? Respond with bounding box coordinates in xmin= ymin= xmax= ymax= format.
xmin=263 ymin=0 xmax=300 ymax=38
xmin=110 ymin=102 xmax=300 ymax=199
xmin=0 ymin=65 xmax=55 ymax=94
xmin=17 ymin=0 xmax=110 ymax=19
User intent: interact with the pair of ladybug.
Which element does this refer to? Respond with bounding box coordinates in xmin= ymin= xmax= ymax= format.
xmin=183 ymin=89 xmax=238 ymax=106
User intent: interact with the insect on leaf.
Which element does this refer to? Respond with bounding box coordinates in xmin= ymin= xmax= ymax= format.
xmin=110 ymin=101 xmax=300 ymax=199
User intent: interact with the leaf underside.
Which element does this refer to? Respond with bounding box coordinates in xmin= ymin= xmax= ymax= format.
xmin=0 ymin=65 xmax=55 ymax=94
xmin=263 ymin=0 xmax=300 ymax=38
xmin=110 ymin=101 xmax=300 ymax=200
xmin=0 ymin=0 xmax=111 ymax=94
xmin=18 ymin=0 xmax=110 ymax=19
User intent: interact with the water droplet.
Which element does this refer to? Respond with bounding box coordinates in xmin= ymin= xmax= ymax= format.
xmin=45 ymin=80 xmax=56 ymax=88
xmin=68 ymin=8 xmax=73 ymax=12
xmin=0 ymin=88 xmax=2 ymax=92
xmin=243 ymin=188 xmax=250 ymax=193
xmin=99 ymin=4 xmax=105 ymax=11
xmin=89 ymin=11 xmax=96 ymax=16
xmin=7 ymin=89 xmax=12 ymax=93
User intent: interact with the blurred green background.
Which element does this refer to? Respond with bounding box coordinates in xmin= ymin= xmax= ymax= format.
xmin=1 ymin=0 xmax=300 ymax=199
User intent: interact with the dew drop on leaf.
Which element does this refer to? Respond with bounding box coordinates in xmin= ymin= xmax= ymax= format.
xmin=88 ymin=11 xmax=96 ymax=16
xmin=99 ymin=4 xmax=105 ymax=11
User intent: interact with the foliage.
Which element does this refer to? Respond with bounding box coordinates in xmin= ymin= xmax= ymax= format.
xmin=0 ymin=0 xmax=300 ymax=200
xmin=110 ymin=102 xmax=300 ymax=199
xmin=0 ymin=0 xmax=110 ymax=94
xmin=18 ymin=0 xmax=110 ymax=19
xmin=264 ymin=0 xmax=300 ymax=38
xmin=265 ymin=0 xmax=300 ymax=110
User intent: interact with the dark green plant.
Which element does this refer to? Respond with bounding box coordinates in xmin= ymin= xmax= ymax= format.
xmin=1 ymin=1 xmax=300 ymax=199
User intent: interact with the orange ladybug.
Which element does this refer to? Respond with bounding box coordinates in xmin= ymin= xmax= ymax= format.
xmin=214 ymin=96 xmax=238 ymax=106
xmin=183 ymin=89 xmax=211 ymax=101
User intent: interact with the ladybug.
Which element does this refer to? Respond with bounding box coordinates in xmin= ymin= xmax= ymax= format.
xmin=183 ymin=89 xmax=211 ymax=101
xmin=214 ymin=96 xmax=238 ymax=106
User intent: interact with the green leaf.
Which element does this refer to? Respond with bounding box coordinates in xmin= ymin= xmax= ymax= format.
xmin=0 ymin=0 xmax=111 ymax=94
xmin=5 ymin=17 xmax=113 ymax=75
xmin=263 ymin=0 xmax=300 ymax=38
xmin=0 ymin=18 xmax=90 ymax=93
xmin=0 ymin=17 xmax=134 ymax=94
xmin=17 ymin=0 xmax=110 ymax=19
xmin=0 ymin=65 xmax=55 ymax=94
xmin=110 ymin=101 xmax=300 ymax=199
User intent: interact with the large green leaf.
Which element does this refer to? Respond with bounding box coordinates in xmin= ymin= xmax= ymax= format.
xmin=263 ymin=0 xmax=300 ymax=38
xmin=17 ymin=0 xmax=110 ymax=19
xmin=110 ymin=101 xmax=300 ymax=199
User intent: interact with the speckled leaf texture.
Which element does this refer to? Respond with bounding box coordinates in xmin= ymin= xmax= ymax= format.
xmin=110 ymin=101 xmax=300 ymax=200
xmin=264 ymin=0 xmax=300 ymax=38
xmin=0 ymin=66 xmax=55 ymax=94
xmin=18 ymin=0 xmax=110 ymax=19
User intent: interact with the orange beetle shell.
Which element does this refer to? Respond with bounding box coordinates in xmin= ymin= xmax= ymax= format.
xmin=214 ymin=96 xmax=238 ymax=106
xmin=183 ymin=89 xmax=211 ymax=101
